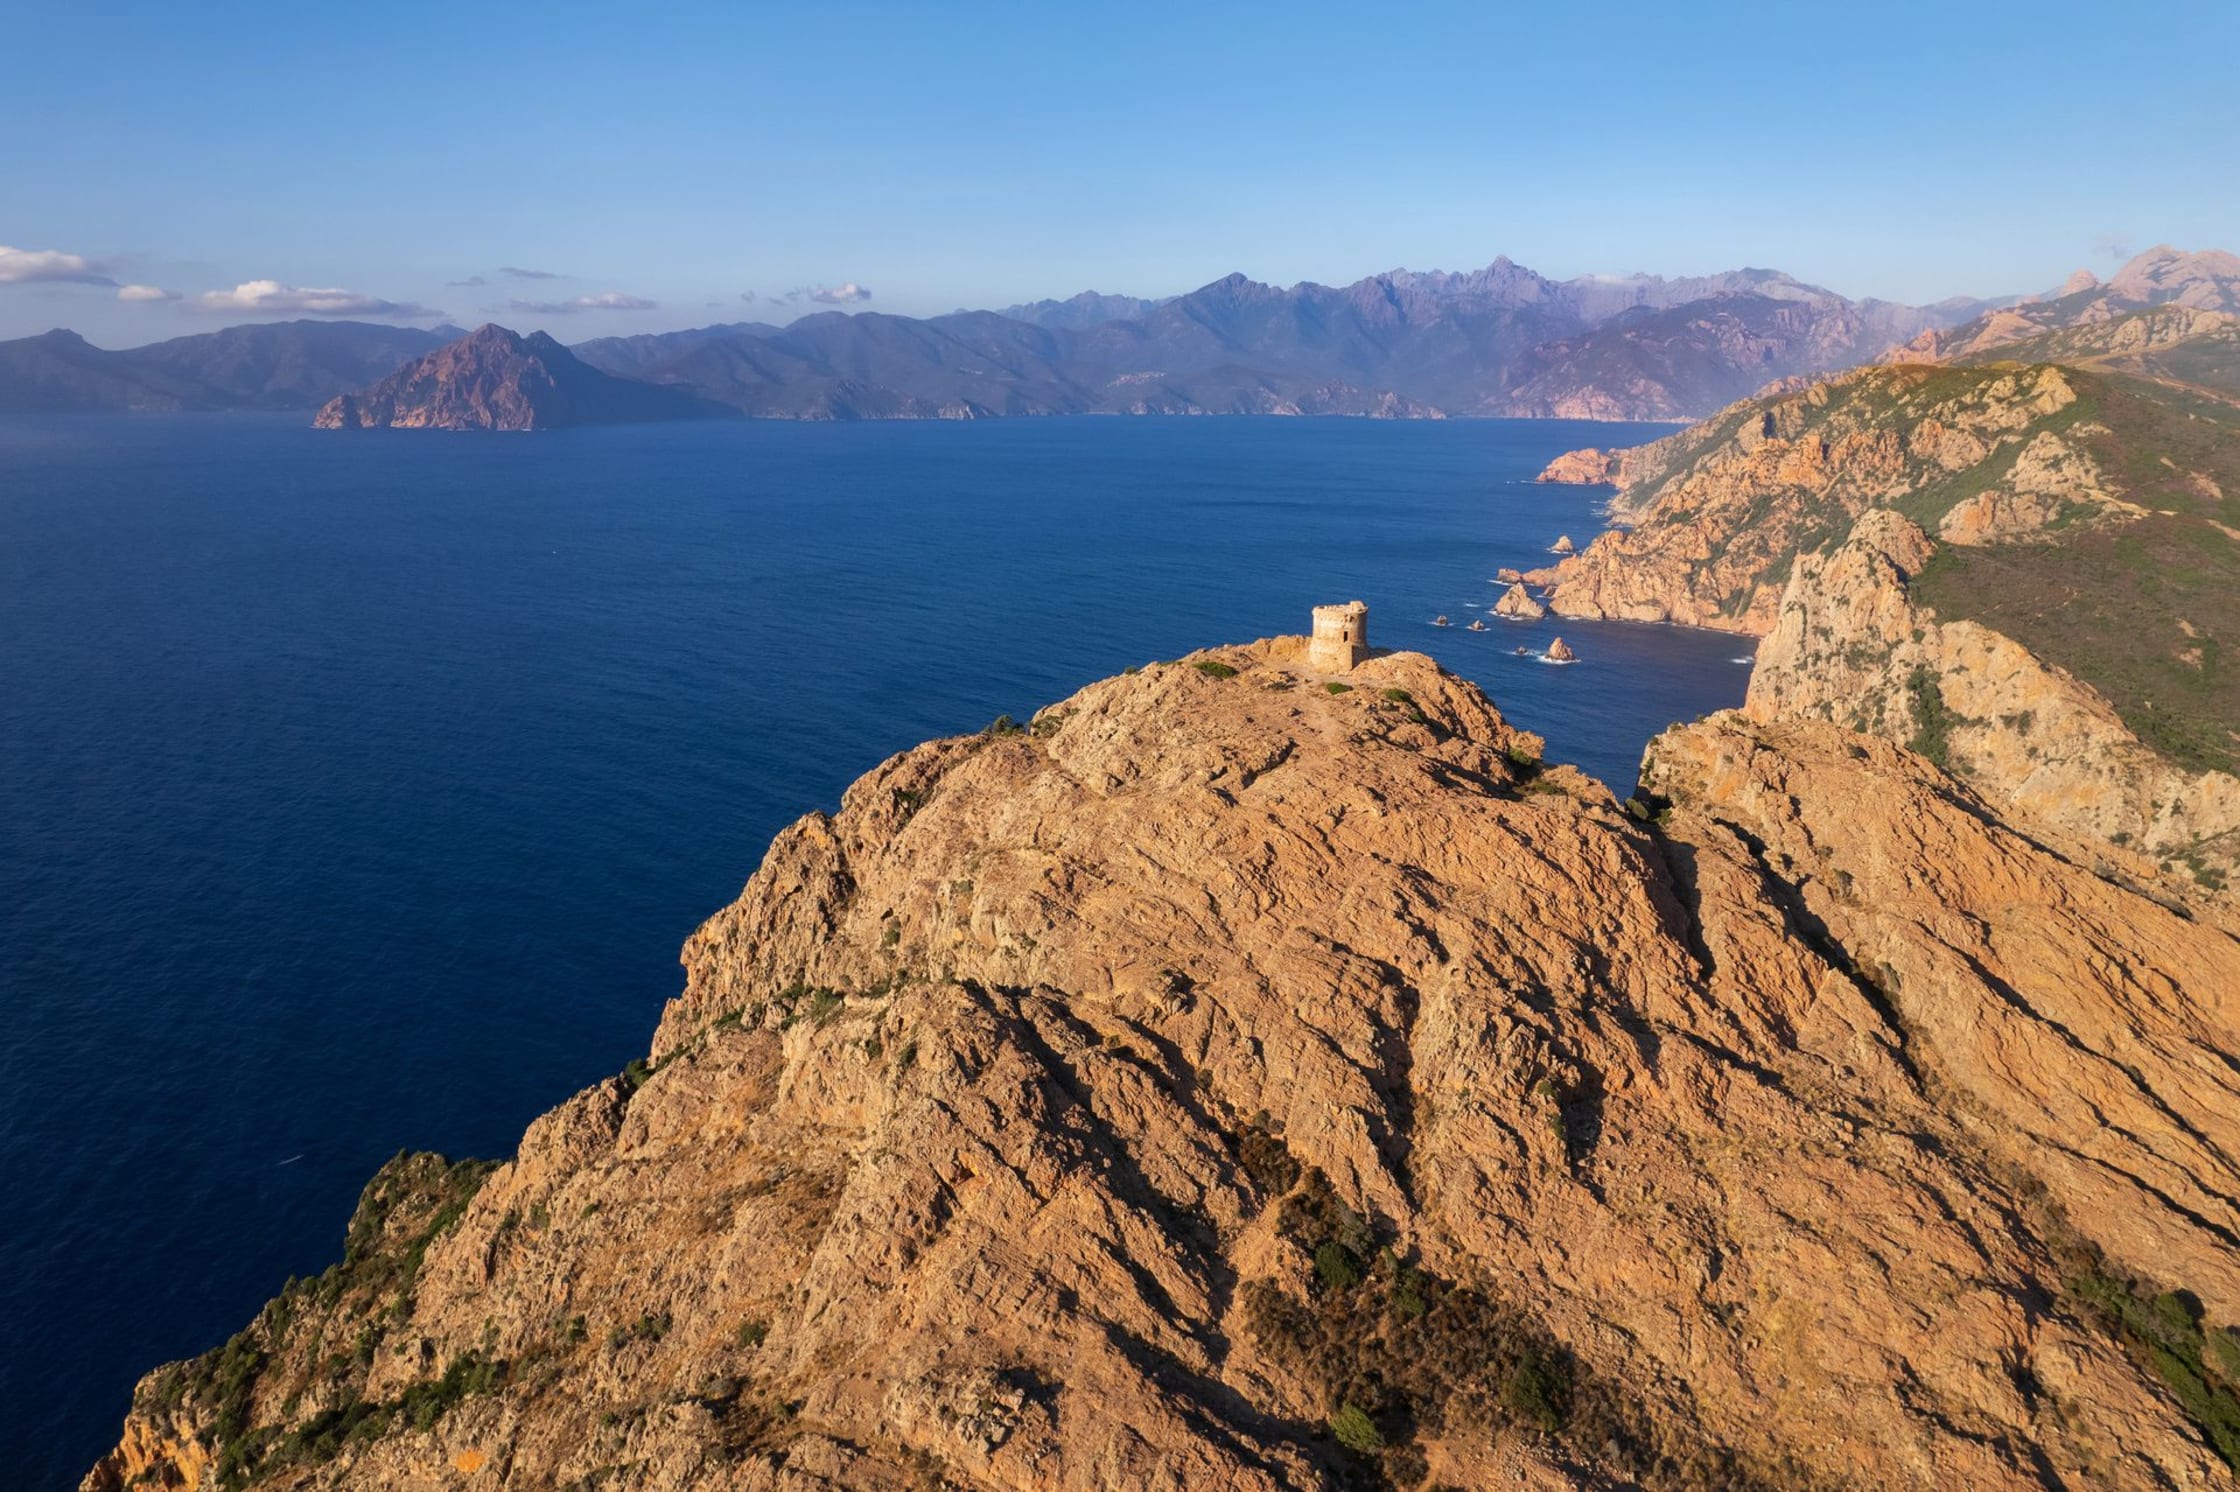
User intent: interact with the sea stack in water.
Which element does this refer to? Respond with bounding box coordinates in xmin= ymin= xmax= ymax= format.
xmin=1550 ymin=534 xmax=1577 ymax=555
xmin=1493 ymin=582 xmax=1547 ymax=620
xmin=1307 ymin=600 xmax=1370 ymax=672
xmin=1546 ymin=636 xmax=1577 ymax=662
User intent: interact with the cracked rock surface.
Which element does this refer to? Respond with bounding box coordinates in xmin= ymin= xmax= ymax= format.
xmin=89 ymin=639 xmax=2240 ymax=1490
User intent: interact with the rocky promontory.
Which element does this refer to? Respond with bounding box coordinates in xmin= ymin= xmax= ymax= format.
xmin=314 ymin=324 xmax=733 ymax=431
xmin=87 ymin=622 xmax=2240 ymax=1490
xmin=1534 ymin=360 xmax=2092 ymax=634
xmin=1512 ymin=310 xmax=2240 ymax=893
xmin=1533 ymin=447 xmax=1619 ymax=484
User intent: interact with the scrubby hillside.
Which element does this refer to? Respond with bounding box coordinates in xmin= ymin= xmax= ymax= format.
xmin=1886 ymin=245 xmax=2240 ymax=364
xmin=1529 ymin=311 xmax=2239 ymax=889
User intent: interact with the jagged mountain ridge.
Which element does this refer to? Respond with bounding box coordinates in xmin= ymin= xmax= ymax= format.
xmin=343 ymin=247 xmax=2240 ymax=424
xmin=17 ymin=247 xmax=2229 ymax=424
xmin=992 ymin=289 xmax=1167 ymax=329
xmin=1001 ymin=258 xmax=1997 ymax=333
xmin=584 ymin=258 xmax=1997 ymax=421
xmin=1887 ymin=244 xmax=2240 ymax=365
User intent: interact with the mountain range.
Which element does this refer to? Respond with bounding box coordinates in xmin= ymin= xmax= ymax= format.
xmin=0 ymin=322 xmax=459 ymax=414
xmin=9 ymin=247 xmax=2237 ymax=426
xmin=1885 ymin=245 xmax=2240 ymax=365
xmin=571 ymin=261 xmax=1999 ymax=422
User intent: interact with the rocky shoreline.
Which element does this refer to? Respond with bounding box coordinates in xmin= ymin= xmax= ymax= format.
xmin=1513 ymin=328 xmax=2240 ymax=897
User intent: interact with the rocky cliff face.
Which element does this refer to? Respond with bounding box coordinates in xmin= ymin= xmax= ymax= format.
xmin=1535 ymin=361 xmax=2089 ymax=632
xmin=87 ymin=634 xmax=2240 ymax=1491
xmin=1523 ymin=322 xmax=2239 ymax=895
xmin=1533 ymin=447 xmax=1622 ymax=485
xmin=314 ymin=324 xmax=731 ymax=431
xmin=1745 ymin=508 xmax=2240 ymax=893
xmin=1887 ymin=246 xmax=2240 ymax=366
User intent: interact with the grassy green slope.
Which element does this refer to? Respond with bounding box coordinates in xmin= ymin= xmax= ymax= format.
xmin=1597 ymin=319 xmax=2240 ymax=778
xmin=1911 ymin=373 xmax=2240 ymax=775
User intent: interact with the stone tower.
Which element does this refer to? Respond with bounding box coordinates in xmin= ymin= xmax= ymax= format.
xmin=1308 ymin=601 xmax=1370 ymax=672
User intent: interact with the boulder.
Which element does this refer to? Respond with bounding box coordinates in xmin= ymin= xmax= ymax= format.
xmin=1493 ymin=582 xmax=1547 ymax=620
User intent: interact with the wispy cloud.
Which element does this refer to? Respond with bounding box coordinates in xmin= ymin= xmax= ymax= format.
xmin=446 ymin=274 xmax=489 ymax=288
xmin=500 ymin=266 xmax=564 ymax=280
xmin=505 ymin=291 xmax=656 ymax=314
xmin=2091 ymin=233 xmax=2133 ymax=264
xmin=0 ymin=244 xmax=116 ymax=286
xmin=808 ymin=282 xmax=872 ymax=304
xmin=116 ymin=284 xmax=180 ymax=302
xmin=194 ymin=280 xmax=444 ymax=319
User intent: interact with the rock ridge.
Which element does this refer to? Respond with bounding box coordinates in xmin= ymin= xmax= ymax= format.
xmin=1514 ymin=328 xmax=2239 ymax=897
xmin=86 ymin=633 xmax=2240 ymax=1490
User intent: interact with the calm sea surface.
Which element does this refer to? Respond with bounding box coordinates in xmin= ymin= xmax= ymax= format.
xmin=0 ymin=413 xmax=1747 ymax=1486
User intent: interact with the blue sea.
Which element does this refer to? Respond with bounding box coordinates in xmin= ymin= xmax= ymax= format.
xmin=0 ymin=413 xmax=1746 ymax=1487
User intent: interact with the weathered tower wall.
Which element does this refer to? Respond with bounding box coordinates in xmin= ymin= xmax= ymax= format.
xmin=1307 ymin=601 xmax=1370 ymax=672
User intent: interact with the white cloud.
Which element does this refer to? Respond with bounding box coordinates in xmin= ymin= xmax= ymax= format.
xmin=809 ymin=282 xmax=872 ymax=304
xmin=116 ymin=284 xmax=180 ymax=302
xmin=194 ymin=280 xmax=443 ymax=319
xmin=0 ymin=244 xmax=115 ymax=285
xmin=505 ymin=291 xmax=656 ymax=314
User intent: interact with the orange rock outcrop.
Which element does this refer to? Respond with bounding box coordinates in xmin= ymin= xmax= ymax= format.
xmin=88 ymin=637 xmax=2240 ymax=1490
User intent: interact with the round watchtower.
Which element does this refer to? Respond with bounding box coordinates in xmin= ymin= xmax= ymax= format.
xmin=1308 ymin=601 xmax=1370 ymax=673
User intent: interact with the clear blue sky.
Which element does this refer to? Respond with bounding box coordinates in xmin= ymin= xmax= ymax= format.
xmin=6 ymin=0 xmax=2236 ymax=346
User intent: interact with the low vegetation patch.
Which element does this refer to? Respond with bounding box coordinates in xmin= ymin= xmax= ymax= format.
xmin=1907 ymin=373 xmax=2239 ymax=778
xmin=1376 ymin=687 xmax=1430 ymax=725
xmin=142 ymin=1153 xmax=505 ymax=1487
xmin=1905 ymin=665 xmax=1952 ymax=769
xmin=1193 ymin=658 xmax=1240 ymax=679
xmin=1241 ymin=1152 xmax=1780 ymax=1490
xmin=2068 ymin=1260 xmax=2240 ymax=1469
